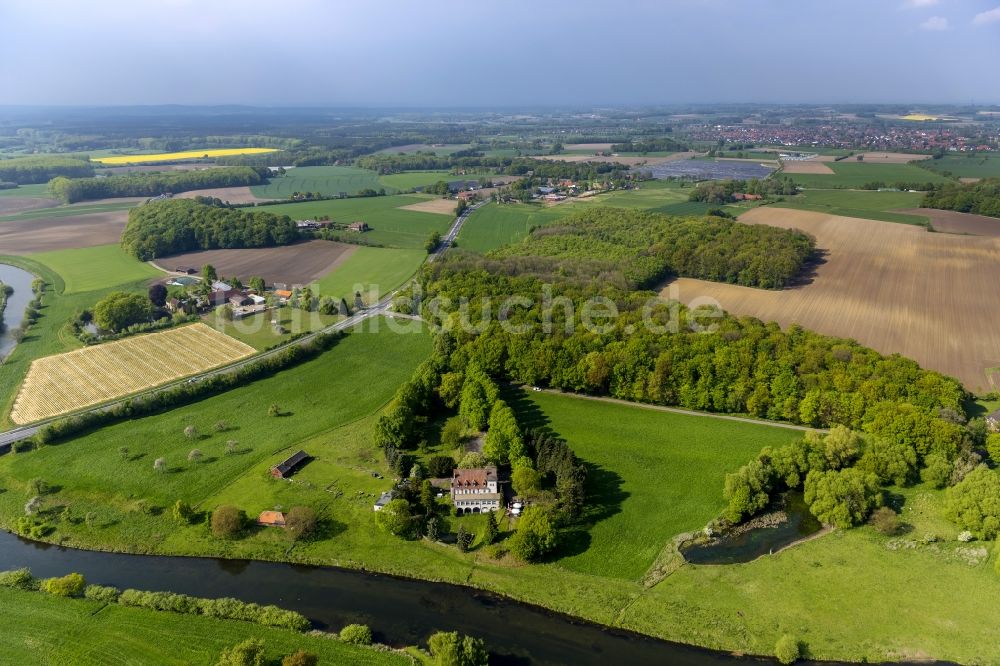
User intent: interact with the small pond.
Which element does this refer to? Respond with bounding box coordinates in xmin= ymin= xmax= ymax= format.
xmin=649 ymin=159 xmax=775 ymax=181
xmin=0 ymin=263 xmax=36 ymax=360
xmin=682 ymin=493 xmax=823 ymax=565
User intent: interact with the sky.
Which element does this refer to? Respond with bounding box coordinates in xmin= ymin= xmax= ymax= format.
xmin=1 ymin=0 xmax=1000 ymax=107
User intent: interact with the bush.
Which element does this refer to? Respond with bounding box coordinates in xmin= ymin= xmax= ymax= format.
xmin=374 ymin=498 xmax=413 ymax=538
xmin=216 ymin=638 xmax=266 ymax=666
xmin=944 ymin=466 xmax=1000 ymax=539
xmin=428 ymin=631 xmax=489 ymax=666
xmin=285 ymin=506 xmax=318 ymax=540
xmin=40 ymin=572 xmax=86 ymax=597
xmin=0 ymin=568 xmax=36 ymax=590
xmin=804 ymin=468 xmax=881 ymax=528
xmin=869 ymin=506 xmax=901 ymax=536
xmin=84 ymin=584 xmax=120 ymax=603
xmin=428 ymin=455 xmax=457 ymax=478
xmin=508 ymin=507 xmax=558 ymax=562
xmin=211 ymin=505 xmax=245 ymax=539
xmin=339 ymin=623 xmax=373 ymax=645
xmin=774 ymin=634 xmax=801 ymax=664
xmin=281 ymin=651 xmax=318 ymax=666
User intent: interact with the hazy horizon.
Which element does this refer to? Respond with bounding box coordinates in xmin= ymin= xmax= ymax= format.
xmin=2 ymin=0 xmax=1000 ymax=107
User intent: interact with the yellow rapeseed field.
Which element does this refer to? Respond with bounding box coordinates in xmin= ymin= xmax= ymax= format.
xmin=900 ymin=113 xmax=940 ymax=121
xmin=91 ymin=148 xmax=279 ymax=165
xmin=10 ymin=323 xmax=255 ymax=424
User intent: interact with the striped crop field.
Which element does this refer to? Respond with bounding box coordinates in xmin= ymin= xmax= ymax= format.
xmin=91 ymin=148 xmax=279 ymax=165
xmin=10 ymin=323 xmax=254 ymax=424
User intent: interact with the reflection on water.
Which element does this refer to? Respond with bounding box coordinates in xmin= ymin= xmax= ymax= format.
xmin=0 ymin=263 xmax=36 ymax=360
xmin=682 ymin=493 xmax=822 ymax=565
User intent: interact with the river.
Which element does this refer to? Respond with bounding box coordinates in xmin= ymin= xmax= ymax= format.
xmin=0 ymin=263 xmax=35 ymax=360
xmin=0 ymin=530 xmax=815 ymax=666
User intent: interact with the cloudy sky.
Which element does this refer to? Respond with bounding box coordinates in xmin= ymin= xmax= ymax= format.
xmin=1 ymin=0 xmax=999 ymax=106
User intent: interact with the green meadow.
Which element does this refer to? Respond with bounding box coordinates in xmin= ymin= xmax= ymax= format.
xmin=263 ymin=195 xmax=451 ymax=249
xmin=786 ymin=161 xmax=954 ymax=189
xmin=772 ymin=188 xmax=931 ymax=226
xmin=250 ymin=166 xmax=384 ymax=198
xmin=921 ymin=154 xmax=1000 ymax=179
xmin=316 ymin=247 xmax=427 ymax=303
xmin=27 ymin=244 xmax=161 ymax=294
xmin=507 ymin=389 xmax=800 ymax=580
xmin=0 ymin=587 xmax=406 ymax=666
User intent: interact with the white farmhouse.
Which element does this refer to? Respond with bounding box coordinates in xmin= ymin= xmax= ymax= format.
xmin=451 ymin=466 xmax=502 ymax=514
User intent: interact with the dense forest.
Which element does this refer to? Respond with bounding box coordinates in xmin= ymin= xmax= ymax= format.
xmin=121 ymin=199 xmax=300 ymax=260
xmin=0 ymin=156 xmax=94 ymax=184
xmin=412 ymin=261 xmax=965 ymax=434
xmin=48 ymin=166 xmax=267 ymax=203
xmin=922 ymin=178 xmax=1000 ymax=217
xmin=488 ymin=208 xmax=816 ymax=289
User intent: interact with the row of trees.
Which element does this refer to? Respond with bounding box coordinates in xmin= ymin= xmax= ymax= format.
xmin=48 ymin=166 xmax=267 ymax=203
xmin=688 ymin=177 xmax=798 ymax=203
xmin=489 ymin=207 xmax=817 ymax=290
xmin=0 ymin=156 xmax=93 ymax=184
xmin=922 ymin=178 xmax=1000 ymax=218
xmin=121 ymin=198 xmax=301 ymax=260
xmin=417 ymin=262 xmax=965 ymax=431
xmin=610 ymin=137 xmax=688 ymax=153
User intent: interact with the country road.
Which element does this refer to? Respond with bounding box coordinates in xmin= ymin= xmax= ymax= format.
xmin=0 ymin=199 xmax=484 ymax=449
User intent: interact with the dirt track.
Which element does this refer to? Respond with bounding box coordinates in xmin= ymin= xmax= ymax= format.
xmin=662 ymin=207 xmax=1000 ymax=391
xmin=159 ymin=240 xmax=356 ymax=285
xmin=0 ymin=210 xmax=129 ymax=254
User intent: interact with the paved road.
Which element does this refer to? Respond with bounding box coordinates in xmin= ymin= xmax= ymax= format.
xmin=0 ymin=200 xmax=484 ymax=449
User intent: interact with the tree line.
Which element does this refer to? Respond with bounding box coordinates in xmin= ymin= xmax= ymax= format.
xmin=0 ymin=156 xmax=94 ymax=184
xmin=489 ymin=207 xmax=816 ymax=290
xmin=688 ymin=177 xmax=798 ymax=204
xmin=48 ymin=166 xmax=268 ymax=203
xmin=414 ymin=260 xmax=965 ymax=433
xmin=922 ymin=178 xmax=1000 ymax=218
xmin=121 ymin=198 xmax=301 ymax=260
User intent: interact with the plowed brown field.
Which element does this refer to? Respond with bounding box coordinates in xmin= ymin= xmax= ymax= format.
xmin=663 ymin=207 xmax=1000 ymax=391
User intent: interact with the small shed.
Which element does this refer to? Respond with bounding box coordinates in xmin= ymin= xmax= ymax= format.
xmin=229 ymin=294 xmax=252 ymax=307
xmin=270 ymin=450 xmax=311 ymax=479
xmin=347 ymin=221 xmax=370 ymax=232
xmin=257 ymin=511 xmax=286 ymax=527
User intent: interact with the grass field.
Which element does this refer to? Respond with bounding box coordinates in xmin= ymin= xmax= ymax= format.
xmin=0 ymin=587 xmax=405 ymax=666
xmin=251 ymin=166 xmax=384 ymax=199
xmin=206 ymin=306 xmax=343 ymax=350
xmin=377 ymin=170 xmax=489 ymax=191
xmin=508 ymin=389 xmax=800 ymax=580
xmin=264 ymin=195 xmax=451 ymax=249
xmin=771 ymin=188 xmax=930 ymax=226
xmin=457 ymin=182 xmax=746 ymax=253
xmin=27 ymin=244 xmax=161 ymax=293
xmin=0 ymin=184 xmax=51 ymax=198
xmin=786 ymin=161 xmax=954 ymax=189
xmin=921 ymin=154 xmax=1000 ymax=179
xmin=91 ymin=148 xmax=279 ymax=165
xmin=6 ymin=365 xmax=1000 ymax=662
xmin=11 ymin=323 xmax=255 ymax=424
xmin=316 ymin=247 xmax=427 ymax=303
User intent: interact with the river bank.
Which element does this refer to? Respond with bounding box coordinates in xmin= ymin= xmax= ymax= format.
xmin=0 ymin=263 xmax=36 ymax=361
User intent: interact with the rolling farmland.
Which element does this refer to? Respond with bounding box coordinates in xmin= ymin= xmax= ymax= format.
xmin=787 ymin=161 xmax=953 ymax=188
xmin=250 ymin=166 xmax=383 ymax=198
xmin=11 ymin=323 xmax=254 ymax=424
xmin=665 ymin=207 xmax=1000 ymax=391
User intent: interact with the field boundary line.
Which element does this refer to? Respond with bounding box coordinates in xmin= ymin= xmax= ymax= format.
xmin=532 ymin=389 xmax=822 ymax=432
